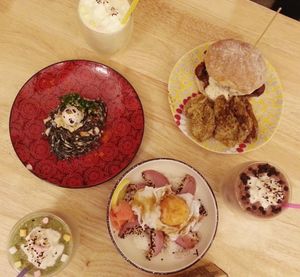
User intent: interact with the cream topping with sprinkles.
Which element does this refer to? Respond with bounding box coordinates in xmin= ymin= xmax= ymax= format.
xmin=79 ymin=0 xmax=130 ymax=33
xmin=20 ymin=227 xmax=64 ymax=269
xmin=247 ymin=173 xmax=284 ymax=209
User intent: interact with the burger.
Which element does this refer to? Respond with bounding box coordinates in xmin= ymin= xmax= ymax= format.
xmin=195 ymin=39 xmax=267 ymax=101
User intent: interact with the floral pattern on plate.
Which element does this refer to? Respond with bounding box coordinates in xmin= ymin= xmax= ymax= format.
xmin=10 ymin=60 xmax=144 ymax=188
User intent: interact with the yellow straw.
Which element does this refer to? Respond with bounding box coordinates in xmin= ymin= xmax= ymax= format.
xmin=121 ymin=0 xmax=140 ymax=25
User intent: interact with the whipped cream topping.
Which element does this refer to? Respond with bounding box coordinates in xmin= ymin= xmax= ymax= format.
xmin=54 ymin=105 xmax=84 ymax=133
xmin=21 ymin=227 xmax=64 ymax=270
xmin=79 ymin=0 xmax=130 ymax=33
xmin=247 ymin=173 xmax=284 ymax=209
xmin=204 ymin=77 xmax=243 ymax=100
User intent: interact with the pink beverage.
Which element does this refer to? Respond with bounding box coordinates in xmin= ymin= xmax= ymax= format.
xmin=224 ymin=162 xmax=290 ymax=218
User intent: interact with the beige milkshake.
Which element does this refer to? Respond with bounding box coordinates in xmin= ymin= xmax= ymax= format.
xmin=78 ymin=0 xmax=133 ymax=56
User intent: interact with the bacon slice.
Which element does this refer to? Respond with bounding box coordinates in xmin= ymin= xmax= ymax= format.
xmin=142 ymin=170 xmax=169 ymax=187
xmin=177 ymin=174 xmax=196 ymax=195
xmin=175 ymin=235 xmax=199 ymax=249
xmin=195 ymin=62 xmax=209 ymax=89
xmin=146 ymin=230 xmax=164 ymax=260
xmin=118 ymin=217 xmax=140 ymax=239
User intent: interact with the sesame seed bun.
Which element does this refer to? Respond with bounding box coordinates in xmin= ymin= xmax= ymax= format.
xmin=204 ymin=39 xmax=267 ymax=95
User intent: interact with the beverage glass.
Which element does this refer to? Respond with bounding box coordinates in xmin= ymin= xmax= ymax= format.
xmin=222 ymin=161 xmax=291 ymax=219
xmin=78 ymin=0 xmax=133 ymax=57
xmin=7 ymin=211 xmax=77 ymax=276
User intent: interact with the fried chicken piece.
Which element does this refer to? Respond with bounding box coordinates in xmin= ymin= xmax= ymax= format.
xmin=229 ymin=96 xmax=254 ymax=143
xmin=214 ymin=96 xmax=258 ymax=147
xmin=244 ymin=98 xmax=258 ymax=142
xmin=184 ymin=94 xmax=215 ymax=141
xmin=214 ymin=96 xmax=240 ymax=147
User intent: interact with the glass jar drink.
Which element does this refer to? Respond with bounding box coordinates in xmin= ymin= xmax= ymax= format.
xmin=223 ymin=162 xmax=291 ymax=218
xmin=78 ymin=0 xmax=133 ymax=56
xmin=7 ymin=211 xmax=75 ymax=276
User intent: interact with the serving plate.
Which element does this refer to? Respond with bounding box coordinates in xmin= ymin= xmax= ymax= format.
xmin=168 ymin=43 xmax=283 ymax=154
xmin=107 ymin=158 xmax=218 ymax=274
xmin=10 ymin=60 xmax=144 ymax=188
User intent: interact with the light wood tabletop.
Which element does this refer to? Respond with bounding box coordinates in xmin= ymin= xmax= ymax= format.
xmin=1 ymin=0 xmax=300 ymax=276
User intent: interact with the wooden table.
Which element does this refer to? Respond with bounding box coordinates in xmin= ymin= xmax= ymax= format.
xmin=1 ymin=0 xmax=300 ymax=276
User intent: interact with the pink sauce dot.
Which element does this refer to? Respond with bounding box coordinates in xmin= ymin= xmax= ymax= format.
xmin=237 ymin=148 xmax=244 ymax=153
xmin=239 ymin=143 xmax=246 ymax=148
xmin=176 ymin=121 xmax=180 ymax=126
xmin=179 ymin=104 xmax=184 ymax=109
xmin=192 ymin=93 xmax=197 ymax=97
xmin=183 ymin=99 xmax=188 ymax=104
xmin=175 ymin=114 xmax=181 ymax=120
xmin=187 ymin=96 xmax=191 ymax=100
xmin=176 ymin=109 xmax=182 ymax=114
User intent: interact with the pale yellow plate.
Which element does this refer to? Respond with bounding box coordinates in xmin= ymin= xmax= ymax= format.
xmin=168 ymin=42 xmax=283 ymax=154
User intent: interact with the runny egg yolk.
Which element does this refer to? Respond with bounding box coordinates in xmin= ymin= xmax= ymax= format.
xmin=160 ymin=195 xmax=189 ymax=226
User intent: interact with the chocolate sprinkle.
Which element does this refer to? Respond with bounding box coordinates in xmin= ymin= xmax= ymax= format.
xmin=240 ymin=173 xmax=250 ymax=185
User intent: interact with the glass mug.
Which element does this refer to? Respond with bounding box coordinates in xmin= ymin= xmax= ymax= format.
xmin=78 ymin=0 xmax=133 ymax=57
xmin=222 ymin=161 xmax=291 ymax=219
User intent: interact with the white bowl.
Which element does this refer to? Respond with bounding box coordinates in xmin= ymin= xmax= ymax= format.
xmin=107 ymin=158 xmax=218 ymax=274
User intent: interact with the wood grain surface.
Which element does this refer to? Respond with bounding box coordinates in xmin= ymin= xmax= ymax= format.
xmin=0 ymin=0 xmax=300 ymax=276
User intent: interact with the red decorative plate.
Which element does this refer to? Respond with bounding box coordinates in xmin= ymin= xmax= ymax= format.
xmin=9 ymin=60 xmax=144 ymax=188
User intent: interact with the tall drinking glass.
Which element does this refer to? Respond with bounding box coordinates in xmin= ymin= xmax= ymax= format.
xmin=78 ymin=0 xmax=133 ymax=57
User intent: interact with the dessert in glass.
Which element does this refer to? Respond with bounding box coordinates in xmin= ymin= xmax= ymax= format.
xmin=78 ymin=0 xmax=133 ymax=56
xmin=7 ymin=212 xmax=74 ymax=276
xmin=223 ymin=162 xmax=290 ymax=218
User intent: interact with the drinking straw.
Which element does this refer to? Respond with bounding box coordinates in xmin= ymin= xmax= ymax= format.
xmin=284 ymin=203 xmax=300 ymax=209
xmin=121 ymin=0 xmax=140 ymax=25
xmin=17 ymin=266 xmax=31 ymax=277
xmin=254 ymin=7 xmax=282 ymax=46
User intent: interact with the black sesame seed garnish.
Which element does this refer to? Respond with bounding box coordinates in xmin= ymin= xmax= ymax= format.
xmin=284 ymin=186 xmax=289 ymax=191
xmin=259 ymin=206 xmax=264 ymax=212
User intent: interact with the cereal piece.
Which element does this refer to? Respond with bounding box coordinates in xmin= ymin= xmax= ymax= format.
xmin=63 ymin=234 xmax=71 ymax=242
xmin=19 ymin=229 xmax=27 ymax=237
xmin=14 ymin=261 xmax=22 ymax=268
xmin=8 ymin=246 xmax=17 ymax=254
xmin=42 ymin=217 xmax=49 ymax=224
xmin=33 ymin=270 xmax=41 ymax=277
xmin=60 ymin=254 xmax=69 ymax=262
